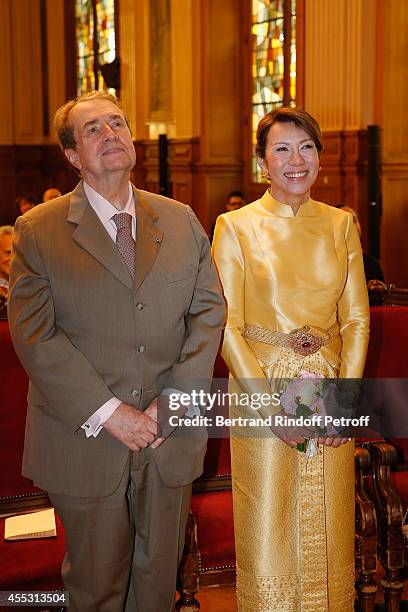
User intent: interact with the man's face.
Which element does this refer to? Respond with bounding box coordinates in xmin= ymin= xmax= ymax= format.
xmin=19 ymin=199 xmax=36 ymax=215
xmin=226 ymin=196 xmax=244 ymax=212
xmin=64 ymin=100 xmax=136 ymax=185
xmin=0 ymin=234 xmax=12 ymax=281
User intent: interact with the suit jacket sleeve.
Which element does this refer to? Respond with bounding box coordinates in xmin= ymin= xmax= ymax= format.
xmin=8 ymin=215 xmax=115 ymax=431
xmin=164 ymin=207 xmax=225 ymax=394
xmin=212 ymin=214 xmax=281 ymax=411
xmin=338 ymin=213 xmax=370 ymax=378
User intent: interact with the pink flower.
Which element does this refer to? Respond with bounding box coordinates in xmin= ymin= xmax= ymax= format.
xmin=299 ymin=370 xmax=324 ymax=379
xmin=280 ymin=371 xmax=325 ymax=415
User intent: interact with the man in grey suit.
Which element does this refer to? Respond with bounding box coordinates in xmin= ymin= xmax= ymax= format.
xmin=9 ymin=91 xmax=225 ymax=612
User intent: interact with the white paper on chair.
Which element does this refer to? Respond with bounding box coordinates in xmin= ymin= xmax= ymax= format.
xmin=4 ymin=508 xmax=56 ymax=540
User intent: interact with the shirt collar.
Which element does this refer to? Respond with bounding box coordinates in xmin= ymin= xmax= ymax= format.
xmin=83 ymin=181 xmax=135 ymax=225
xmin=260 ymin=189 xmax=319 ymax=218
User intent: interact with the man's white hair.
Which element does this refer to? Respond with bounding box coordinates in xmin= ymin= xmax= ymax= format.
xmin=0 ymin=225 xmax=13 ymax=238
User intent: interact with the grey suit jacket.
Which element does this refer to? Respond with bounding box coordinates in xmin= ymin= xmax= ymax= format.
xmin=8 ymin=182 xmax=225 ymax=497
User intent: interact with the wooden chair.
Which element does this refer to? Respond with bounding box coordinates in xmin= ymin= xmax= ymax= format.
xmin=368 ymin=442 xmax=405 ymax=611
xmin=355 ymin=444 xmax=378 ymax=611
xmin=177 ymin=356 xmax=235 ymax=610
xmin=178 ymin=305 xmax=408 ymax=610
xmin=0 ymin=320 xmax=49 ymax=514
xmin=362 ymin=304 xmax=408 ymax=610
xmin=3 ymin=307 xmax=407 ymax=609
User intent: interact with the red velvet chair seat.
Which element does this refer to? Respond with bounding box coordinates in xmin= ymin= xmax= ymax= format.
xmin=0 ymin=321 xmax=44 ymax=501
xmin=191 ymin=490 xmax=235 ymax=571
xmin=1 ymin=321 xmax=64 ymax=598
xmin=364 ymin=306 xmax=408 ymax=377
xmin=0 ymin=513 xmax=65 ymax=591
xmin=391 ymin=473 xmax=408 ymax=509
xmin=388 ymin=438 xmax=408 ymax=467
xmin=202 ymin=437 xmax=231 ymax=479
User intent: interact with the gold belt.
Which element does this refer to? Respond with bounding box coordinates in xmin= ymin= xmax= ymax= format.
xmin=243 ymin=322 xmax=339 ymax=357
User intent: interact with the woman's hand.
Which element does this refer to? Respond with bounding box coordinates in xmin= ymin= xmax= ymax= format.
xmin=270 ymin=409 xmax=317 ymax=448
xmin=316 ymin=437 xmax=351 ymax=448
xmin=269 ymin=411 xmax=351 ymax=448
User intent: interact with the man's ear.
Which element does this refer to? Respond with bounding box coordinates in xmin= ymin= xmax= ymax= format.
xmin=65 ymin=148 xmax=81 ymax=171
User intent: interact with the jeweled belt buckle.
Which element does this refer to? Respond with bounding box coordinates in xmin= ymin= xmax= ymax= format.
xmin=288 ymin=325 xmax=324 ymax=356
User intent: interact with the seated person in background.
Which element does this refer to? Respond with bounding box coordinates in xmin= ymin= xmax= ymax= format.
xmin=15 ymin=193 xmax=38 ymax=216
xmin=43 ymin=187 xmax=62 ymax=202
xmin=211 ymin=190 xmax=246 ymax=240
xmin=225 ymin=190 xmax=245 ymax=212
xmin=337 ymin=205 xmax=385 ymax=282
xmin=0 ymin=225 xmax=13 ymax=314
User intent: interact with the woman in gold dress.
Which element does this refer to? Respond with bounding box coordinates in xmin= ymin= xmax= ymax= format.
xmin=212 ymin=107 xmax=369 ymax=611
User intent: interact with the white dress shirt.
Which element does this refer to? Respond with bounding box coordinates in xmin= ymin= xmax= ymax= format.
xmin=81 ymin=182 xmax=198 ymax=438
xmin=81 ymin=182 xmax=135 ymax=438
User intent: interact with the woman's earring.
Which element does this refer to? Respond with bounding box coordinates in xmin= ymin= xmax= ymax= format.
xmin=318 ymin=166 xmax=322 ymax=172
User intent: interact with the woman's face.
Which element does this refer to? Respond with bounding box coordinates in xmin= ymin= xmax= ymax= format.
xmin=258 ymin=122 xmax=320 ymax=205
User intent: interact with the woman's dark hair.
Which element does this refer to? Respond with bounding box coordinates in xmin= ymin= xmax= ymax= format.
xmin=256 ymin=107 xmax=323 ymax=159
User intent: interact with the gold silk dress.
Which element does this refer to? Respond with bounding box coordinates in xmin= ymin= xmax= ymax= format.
xmin=212 ymin=191 xmax=370 ymax=611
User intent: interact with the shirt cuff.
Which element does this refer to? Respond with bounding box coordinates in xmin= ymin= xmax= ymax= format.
xmin=81 ymin=397 xmax=122 ymax=438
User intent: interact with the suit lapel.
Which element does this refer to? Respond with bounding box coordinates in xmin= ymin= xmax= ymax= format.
xmin=133 ymin=188 xmax=163 ymax=291
xmin=67 ymin=182 xmax=134 ymax=291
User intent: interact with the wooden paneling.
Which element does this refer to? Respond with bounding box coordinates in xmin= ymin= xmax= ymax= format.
xmin=0 ymin=137 xmax=244 ymax=235
xmin=138 ymin=138 xmax=199 ymax=212
xmin=11 ymin=0 xmax=44 ymax=144
xmin=381 ymin=170 xmax=408 ymax=286
xmin=194 ymin=162 xmax=244 ymax=232
xmin=131 ymin=138 xmax=245 ymax=233
xmin=312 ymin=131 xmax=367 ymax=245
xmin=380 ymin=2 xmax=408 ymax=163
xmin=168 ymin=139 xmax=199 ymax=206
xmin=344 ymin=0 xmax=376 ymax=130
xmin=0 ymin=1 xmax=14 ymax=145
xmin=171 ymin=0 xmax=196 ymax=138
xmin=305 ymin=0 xmax=375 ymax=132
xmin=196 ymin=0 xmax=244 ymax=228
xmin=46 ymin=0 xmax=66 ymax=140
xmin=200 ymin=0 xmax=242 ymax=164
xmin=0 ymin=147 xmax=17 ymax=225
xmin=375 ymin=0 xmax=408 ymax=287
xmin=303 ymin=0 xmax=407 ymax=286
xmin=0 ymin=145 xmax=77 ymax=226
xmin=1 ymin=0 xmax=405 ymax=290
xmin=305 ymin=0 xmax=347 ymax=130
xmin=119 ymin=0 xmax=149 ymax=140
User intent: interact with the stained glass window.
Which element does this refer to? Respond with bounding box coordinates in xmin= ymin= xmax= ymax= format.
xmin=252 ymin=0 xmax=297 ymax=181
xmin=76 ymin=0 xmax=116 ymax=96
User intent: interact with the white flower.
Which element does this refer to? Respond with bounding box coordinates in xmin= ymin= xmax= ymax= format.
xmin=280 ymin=371 xmax=325 ymax=415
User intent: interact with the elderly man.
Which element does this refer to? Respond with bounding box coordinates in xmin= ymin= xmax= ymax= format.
xmin=9 ymin=92 xmax=225 ymax=612
xmin=0 ymin=225 xmax=12 ymax=287
xmin=0 ymin=225 xmax=13 ymax=311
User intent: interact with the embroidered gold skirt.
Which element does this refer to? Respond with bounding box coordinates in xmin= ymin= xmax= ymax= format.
xmin=230 ymin=328 xmax=355 ymax=611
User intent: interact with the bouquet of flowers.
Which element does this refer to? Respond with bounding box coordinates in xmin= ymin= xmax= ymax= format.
xmin=279 ymin=371 xmax=348 ymax=458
